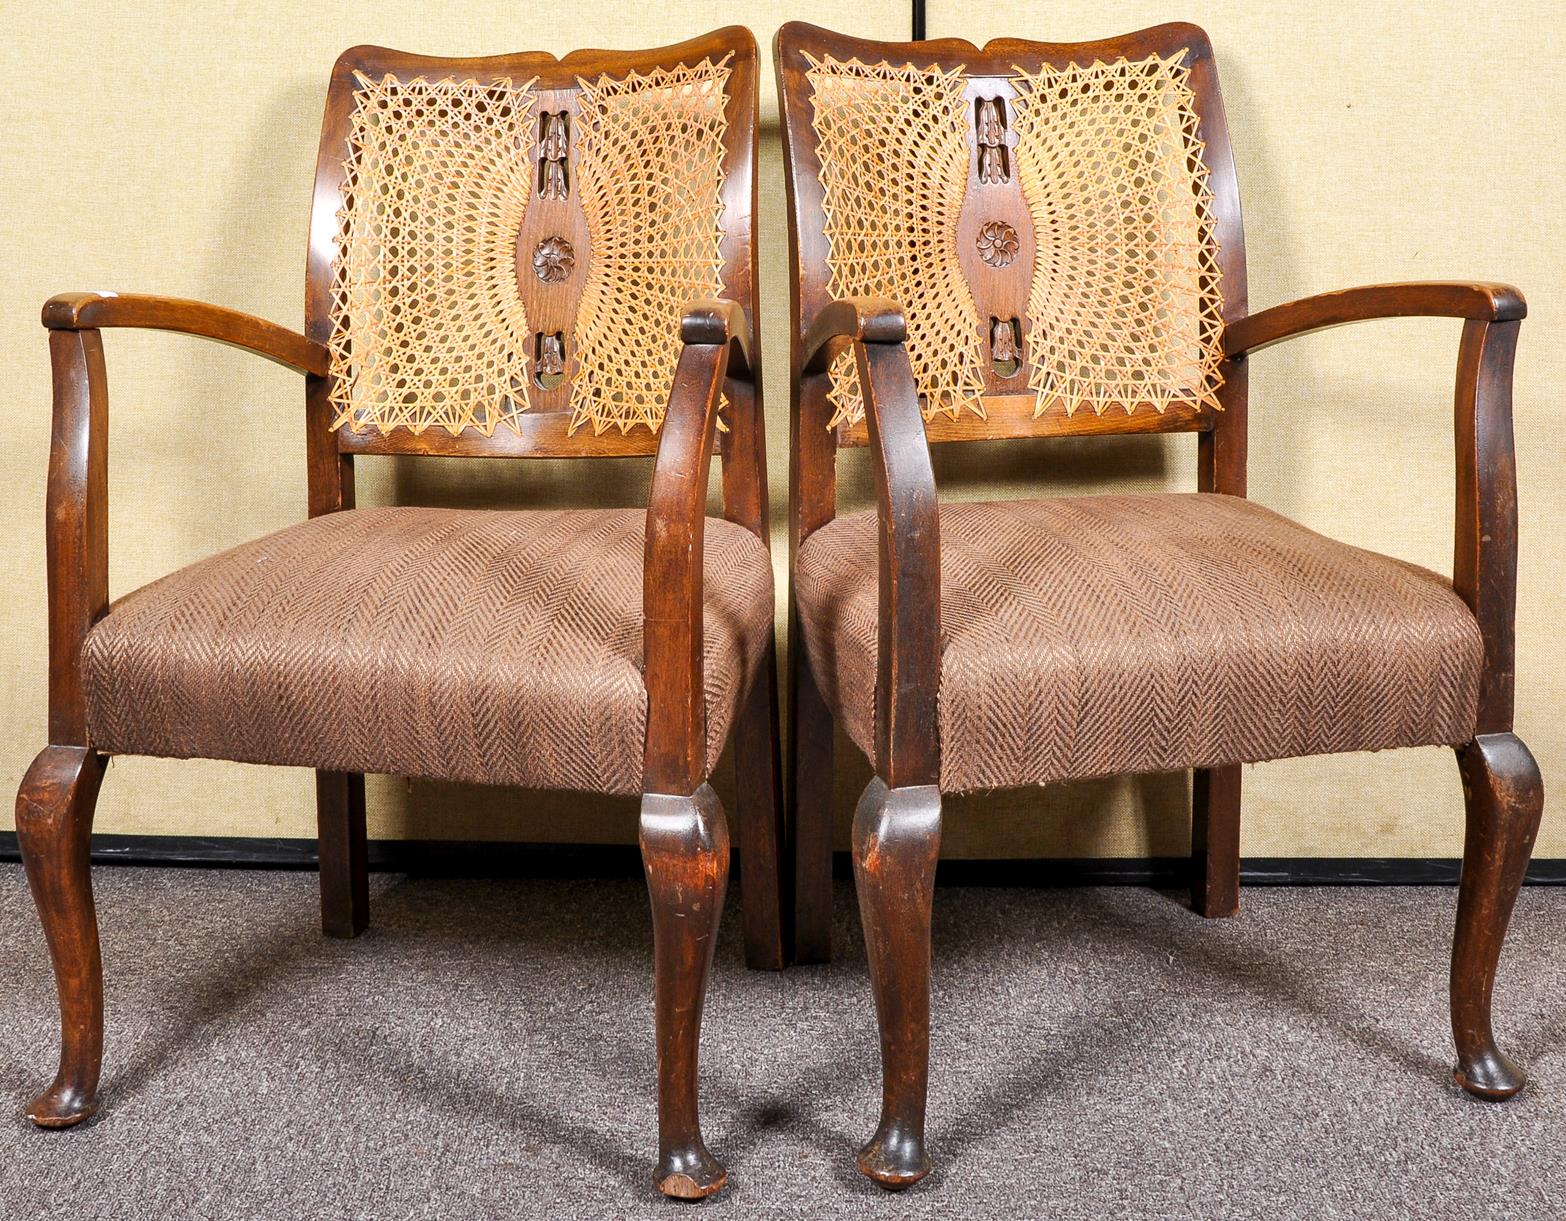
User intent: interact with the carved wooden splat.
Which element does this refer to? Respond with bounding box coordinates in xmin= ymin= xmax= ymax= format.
xmin=990 ymin=316 xmax=1021 ymax=377
xmin=539 ymin=112 xmax=570 ymax=200
xmin=976 ymin=97 xmax=1009 ymax=185
xmin=535 ymin=331 xmax=566 ymax=388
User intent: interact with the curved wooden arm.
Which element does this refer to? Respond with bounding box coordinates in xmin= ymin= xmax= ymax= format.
xmin=643 ymin=314 xmax=739 ymax=794
xmin=44 ymin=330 xmax=109 ymax=746
xmin=801 ymin=296 xmax=907 ymax=375
xmin=680 ymin=298 xmax=754 ymax=382
xmin=42 ymin=292 xmax=328 ymax=376
xmin=1224 ymin=282 xmax=1526 ymax=357
xmin=1455 ymin=318 xmax=1523 ymax=733
xmin=857 ymin=341 xmax=940 ymax=786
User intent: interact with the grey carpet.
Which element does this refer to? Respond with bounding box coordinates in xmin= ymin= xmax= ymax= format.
xmin=2 ymin=865 xmax=1564 ymax=1220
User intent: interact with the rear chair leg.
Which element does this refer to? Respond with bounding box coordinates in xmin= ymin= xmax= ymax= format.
xmin=789 ymin=639 xmax=835 ymax=964
xmin=1191 ymin=765 xmax=1241 ymax=918
xmin=641 ymin=785 xmax=730 ymax=1200
xmin=16 ymin=746 xmax=106 ymax=1127
xmin=1451 ymin=733 xmax=1543 ymax=1099
xmin=853 ymin=777 xmax=941 ymax=1190
xmin=316 ymin=770 xmax=368 ymax=938
xmin=734 ymin=645 xmax=789 ymax=970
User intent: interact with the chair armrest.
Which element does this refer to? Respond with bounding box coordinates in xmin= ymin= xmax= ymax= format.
xmin=800 ymin=296 xmax=907 ymax=375
xmin=681 ymin=297 xmax=754 ymax=381
xmin=642 ymin=303 xmax=750 ymax=793
xmin=1224 ymin=282 xmax=1526 ymax=357
xmin=42 ymin=292 xmax=328 ymax=377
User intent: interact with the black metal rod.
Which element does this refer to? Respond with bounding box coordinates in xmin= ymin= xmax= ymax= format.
xmin=912 ymin=0 xmax=926 ymax=40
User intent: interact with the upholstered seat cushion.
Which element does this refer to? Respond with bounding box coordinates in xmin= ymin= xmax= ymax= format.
xmin=794 ymin=493 xmax=1483 ymax=794
xmin=82 ymin=506 xmax=774 ymax=796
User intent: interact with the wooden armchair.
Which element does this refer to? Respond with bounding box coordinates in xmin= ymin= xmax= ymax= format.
xmin=777 ymin=21 xmax=1538 ymax=1189
xmin=19 ymin=29 xmax=781 ymax=1200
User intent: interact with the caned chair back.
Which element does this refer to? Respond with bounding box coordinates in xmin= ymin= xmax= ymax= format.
xmin=777 ymin=22 xmax=1247 ymax=452
xmin=306 ymin=30 xmax=759 ymax=461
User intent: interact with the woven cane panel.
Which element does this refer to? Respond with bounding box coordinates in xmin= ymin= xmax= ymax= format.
xmin=1009 ymin=52 xmax=1226 ymax=417
xmin=329 ymin=73 xmax=539 ymax=437
xmin=803 ymin=53 xmax=987 ymax=427
xmin=796 ymin=494 xmax=1482 ymax=794
xmin=569 ymin=57 xmax=732 ymax=434
xmin=80 ymin=507 xmax=775 ymax=796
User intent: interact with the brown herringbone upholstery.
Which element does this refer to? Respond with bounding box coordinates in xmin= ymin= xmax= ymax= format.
xmin=794 ymin=493 xmax=1482 ymax=793
xmin=82 ymin=507 xmax=773 ymax=796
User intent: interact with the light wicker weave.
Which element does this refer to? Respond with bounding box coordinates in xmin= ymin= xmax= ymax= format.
xmin=802 ymin=48 xmax=1225 ymax=426
xmin=803 ymin=53 xmax=988 ymax=429
xmin=327 ymin=58 xmax=732 ymax=438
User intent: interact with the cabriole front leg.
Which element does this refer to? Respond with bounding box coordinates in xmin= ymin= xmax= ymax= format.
xmin=852 ymin=777 xmax=941 ymax=1189
xmin=640 ymin=785 xmax=730 ymax=1199
xmin=16 ymin=745 xmax=107 ymax=1127
xmin=1451 ymin=732 xmax=1543 ymax=1099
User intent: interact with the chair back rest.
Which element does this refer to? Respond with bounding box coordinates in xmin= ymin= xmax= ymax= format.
xmin=776 ymin=22 xmax=1247 ymax=449
xmin=306 ymin=30 xmax=758 ymax=461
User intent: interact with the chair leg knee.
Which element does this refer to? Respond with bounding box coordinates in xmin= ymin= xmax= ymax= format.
xmin=789 ymin=645 xmax=835 ymax=964
xmin=734 ymin=651 xmax=788 ymax=971
xmin=641 ymin=785 xmax=730 ymax=1200
xmin=1451 ymin=733 xmax=1543 ymax=1099
xmin=16 ymin=746 xmax=106 ymax=1128
xmin=1191 ymin=765 xmax=1241 ymax=918
xmin=316 ymin=770 xmax=368 ymax=938
xmin=852 ymin=776 xmax=941 ymax=1190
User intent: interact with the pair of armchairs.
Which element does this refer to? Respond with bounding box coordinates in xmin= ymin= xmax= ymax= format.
xmin=18 ymin=21 xmax=1538 ymax=1201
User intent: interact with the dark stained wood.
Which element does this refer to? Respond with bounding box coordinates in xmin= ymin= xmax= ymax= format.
xmin=788 ymin=636 xmax=836 ymax=965
xmin=642 ymin=334 xmax=730 ymax=795
xmin=1453 ymin=318 xmax=1522 ymax=735
xmin=733 ymin=641 xmax=788 ymax=971
xmin=837 ymin=393 xmax=1210 ymax=448
xmin=640 ymin=785 xmax=730 ymax=1199
xmin=1451 ymin=733 xmax=1543 ymax=1098
xmin=1191 ymin=765 xmax=1241 ymax=918
xmin=1224 ymin=281 xmax=1526 ymax=357
xmin=43 ymin=292 xmax=328 ymax=375
xmin=45 ymin=330 xmax=110 ymax=747
xmin=851 ymin=777 xmax=941 ymax=1189
xmin=15 ymin=746 xmax=106 ymax=1127
xmin=855 ymin=341 xmax=941 ymax=788
xmin=316 ymin=771 xmax=368 ymax=938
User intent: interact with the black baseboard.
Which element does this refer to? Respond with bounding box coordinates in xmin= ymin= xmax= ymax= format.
xmin=1 ymin=832 xmax=1563 ymax=886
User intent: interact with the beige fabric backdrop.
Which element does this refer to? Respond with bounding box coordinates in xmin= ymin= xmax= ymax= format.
xmin=1 ymin=2 xmax=1560 ymax=861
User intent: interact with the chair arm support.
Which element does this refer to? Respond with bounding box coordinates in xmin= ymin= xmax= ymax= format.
xmin=793 ymin=296 xmax=938 ymax=784
xmin=1454 ymin=318 xmax=1523 ymax=733
xmin=854 ymin=339 xmax=940 ymax=787
xmin=1224 ymin=282 xmax=1526 ymax=357
xmin=801 ymin=296 xmax=907 ymax=376
xmin=42 ymin=292 xmax=328 ymax=376
xmin=643 ymin=326 xmax=735 ymax=794
xmin=44 ymin=330 xmax=110 ymax=746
